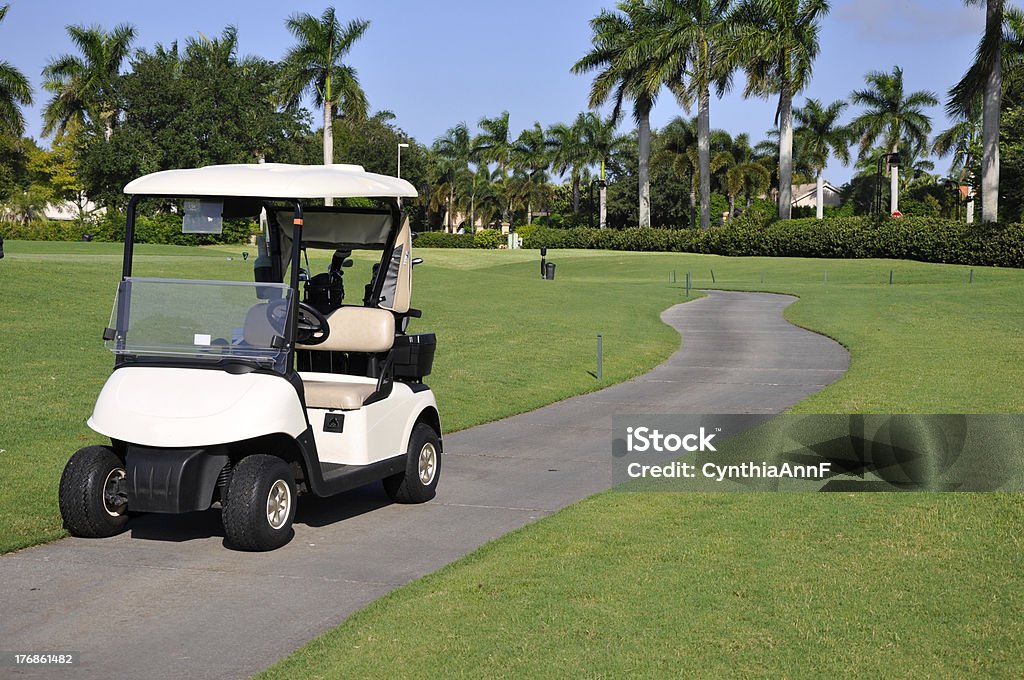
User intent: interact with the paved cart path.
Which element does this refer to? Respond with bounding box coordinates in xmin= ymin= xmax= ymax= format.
xmin=0 ymin=291 xmax=848 ymax=680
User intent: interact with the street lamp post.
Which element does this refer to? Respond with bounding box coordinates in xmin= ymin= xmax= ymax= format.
xmin=397 ymin=142 xmax=410 ymax=178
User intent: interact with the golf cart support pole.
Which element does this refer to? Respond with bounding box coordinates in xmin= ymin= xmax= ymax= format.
xmin=290 ymin=201 xmax=304 ymax=366
xmin=122 ymin=196 xmax=140 ymax=279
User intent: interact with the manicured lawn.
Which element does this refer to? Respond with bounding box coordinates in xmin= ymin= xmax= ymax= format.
xmin=2 ymin=242 xmax=1022 ymax=676
xmin=256 ymin=249 xmax=1024 ymax=679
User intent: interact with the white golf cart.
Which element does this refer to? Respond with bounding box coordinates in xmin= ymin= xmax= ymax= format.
xmin=58 ymin=164 xmax=442 ymax=551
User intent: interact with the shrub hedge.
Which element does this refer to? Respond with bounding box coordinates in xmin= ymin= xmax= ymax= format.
xmin=413 ymin=231 xmax=475 ymax=248
xmin=1 ymin=212 xmax=256 ymax=245
xmin=511 ymin=217 xmax=1024 ymax=269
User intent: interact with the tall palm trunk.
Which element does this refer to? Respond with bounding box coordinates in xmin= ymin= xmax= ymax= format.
xmin=638 ymin=106 xmax=652 ymax=227
xmin=815 ymin=170 xmax=824 ymax=220
xmin=778 ymin=87 xmax=794 ymax=220
xmin=982 ymin=0 xmax=1002 ymax=223
xmin=599 ymin=159 xmax=607 ymax=229
xmin=323 ymin=97 xmax=334 ymax=207
xmin=447 ymin=188 xmax=454 ymax=233
xmin=890 ymin=144 xmax=900 ymax=214
xmin=698 ymin=88 xmax=711 ymax=230
xmin=689 ymin=189 xmax=697 ymax=228
xmin=572 ymin=173 xmax=581 ymax=214
xmin=728 ymin=194 xmax=736 ymax=221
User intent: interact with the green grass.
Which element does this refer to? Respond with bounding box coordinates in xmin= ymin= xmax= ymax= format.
xmin=2 ymin=242 xmax=1022 ymax=676
xmin=255 ymin=249 xmax=1024 ymax=679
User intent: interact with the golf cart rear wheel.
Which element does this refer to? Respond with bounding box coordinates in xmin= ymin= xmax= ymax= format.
xmin=58 ymin=445 xmax=129 ymax=538
xmin=383 ymin=423 xmax=441 ymax=504
xmin=222 ymin=455 xmax=296 ymax=551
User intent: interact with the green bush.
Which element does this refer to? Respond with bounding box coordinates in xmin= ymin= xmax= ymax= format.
xmin=1 ymin=212 xmax=256 ymax=245
xmin=473 ymin=228 xmax=502 ymax=249
xmin=520 ymin=216 xmax=1024 ymax=268
xmin=413 ymin=231 xmax=475 ymax=248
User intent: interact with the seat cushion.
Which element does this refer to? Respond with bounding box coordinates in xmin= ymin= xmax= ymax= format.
xmin=303 ymin=381 xmax=377 ymax=410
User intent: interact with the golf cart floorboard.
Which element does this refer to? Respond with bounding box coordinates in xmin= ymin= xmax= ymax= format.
xmin=313 ymin=455 xmax=406 ymax=496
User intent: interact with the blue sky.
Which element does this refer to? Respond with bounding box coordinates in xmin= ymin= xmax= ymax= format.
xmin=3 ymin=0 xmax=984 ymax=185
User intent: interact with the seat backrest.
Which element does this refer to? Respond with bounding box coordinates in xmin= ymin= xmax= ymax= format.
xmin=305 ymin=306 xmax=395 ymax=353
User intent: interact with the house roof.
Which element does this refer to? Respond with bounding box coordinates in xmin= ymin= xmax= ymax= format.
xmin=123 ymin=163 xmax=418 ymax=199
xmin=791 ymin=181 xmax=841 ymax=204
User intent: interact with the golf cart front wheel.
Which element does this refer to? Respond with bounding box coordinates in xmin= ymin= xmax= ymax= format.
xmin=58 ymin=445 xmax=129 ymax=538
xmin=222 ymin=455 xmax=296 ymax=551
xmin=383 ymin=423 xmax=441 ymax=504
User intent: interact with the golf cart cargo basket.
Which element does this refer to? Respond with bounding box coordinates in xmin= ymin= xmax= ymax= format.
xmin=393 ymin=333 xmax=436 ymax=379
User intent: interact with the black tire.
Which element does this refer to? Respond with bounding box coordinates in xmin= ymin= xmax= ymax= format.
xmin=383 ymin=423 xmax=441 ymax=504
xmin=58 ymin=445 xmax=129 ymax=538
xmin=222 ymin=455 xmax=296 ymax=551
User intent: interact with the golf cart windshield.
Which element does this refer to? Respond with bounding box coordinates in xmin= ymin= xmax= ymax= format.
xmin=106 ymin=278 xmax=293 ymax=366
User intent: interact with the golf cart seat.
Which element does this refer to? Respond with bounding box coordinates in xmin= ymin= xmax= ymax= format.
xmin=300 ymin=306 xmax=396 ymax=410
xmin=303 ymin=381 xmax=378 ymax=410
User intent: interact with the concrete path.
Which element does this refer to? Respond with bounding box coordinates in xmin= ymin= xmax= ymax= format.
xmin=0 ymin=291 xmax=848 ymax=679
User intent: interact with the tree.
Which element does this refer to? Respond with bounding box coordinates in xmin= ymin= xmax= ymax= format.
xmin=948 ymin=1 xmax=1005 ymax=222
xmin=933 ymin=113 xmax=981 ymax=222
xmin=473 ymin=111 xmax=515 ymax=227
xmin=648 ymin=0 xmax=734 ymax=230
xmin=512 ymin=122 xmax=551 ymax=223
xmin=573 ymin=1 xmax=662 ymax=227
xmin=849 ymin=66 xmax=938 ymax=214
xmin=432 ymin=123 xmax=472 ymax=232
xmin=548 ymin=113 xmax=591 ymax=214
xmin=76 ymin=29 xmax=313 ymax=208
xmin=280 ymin=7 xmax=369 ymax=204
xmin=42 ymin=22 xmax=136 ymax=140
xmin=793 ymin=98 xmax=850 ymax=219
xmin=582 ymin=112 xmax=628 ymax=228
xmin=722 ymin=132 xmax=771 ymax=215
xmin=0 ymin=4 xmax=32 ymax=137
xmin=731 ymin=0 xmax=830 ymax=220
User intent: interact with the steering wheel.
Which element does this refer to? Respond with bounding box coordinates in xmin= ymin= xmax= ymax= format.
xmin=266 ymin=299 xmax=330 ymax=346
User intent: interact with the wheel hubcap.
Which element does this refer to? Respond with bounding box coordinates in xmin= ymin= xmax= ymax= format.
xmin=103 ymin=468 xmax=127 ymax=517
xmin=418 ymin=443 xmax=437 ymax=485
xmin=266 ymin=480 xmax=291 ymax=530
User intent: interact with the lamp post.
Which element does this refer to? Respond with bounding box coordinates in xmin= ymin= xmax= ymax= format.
xmin=397 ymin=142 xmax=410 ymax=178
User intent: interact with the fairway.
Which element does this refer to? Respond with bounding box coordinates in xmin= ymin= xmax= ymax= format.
xmin=2 ymin=242 xmax=1023 ymax=677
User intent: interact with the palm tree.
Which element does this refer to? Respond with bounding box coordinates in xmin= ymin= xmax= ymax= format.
xmin=582 ymin=112 xmax=627 ymax=228
xmin=722 ymin=133 xmax=771 ymax=216
xmin=659 ymin=116 xmax=699 ymax=226
xmin=933 ymin=113 xmax=981 ymax=222
xmin=0 ymin=5 xmax=32 ymax=137
xmin=548 ymin=114 xmax=591 ymax=214
xmin=512 ymin=122 xmax=551 ymax=223
xmin=849 ymin=66 xmax=938 ymax=214
xmin=280 ymin=6 xmax=369 ymax=205
xmin=731 ymin=0 xmax=831 ymax=220
xmin=474 ymin=111 xmax=518 ymax=228
xmin=648 ymin=0 xmax=734 ymax=230
xmin=948 ymin=0 xmax=1005 ymax=222
xmin=456 ymin=165 xmax=499 ymax=232
xmin=793 ymin=98 xmax=850 ymax=219
xmin=432 ymin=122 xmax=472 ymax=232
xmin=573 ymin=1 xmax=662 ymax=227
xmin=42 ymin=22 xmax=136 ymax=140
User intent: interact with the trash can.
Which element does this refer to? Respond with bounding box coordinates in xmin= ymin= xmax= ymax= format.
xmin=545 ymin=262 xmax=556 ymax=280
xmin=82 ymin=233 xmax=93 ymax=242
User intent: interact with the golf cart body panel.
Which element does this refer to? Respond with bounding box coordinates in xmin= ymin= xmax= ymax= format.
xmin=301 ymin=372 xmax=438 ymax=466
xmin=88 ymin=367 xmax=307 ymax=447
xmin=61 ymin=163 xmax=442 ymax=550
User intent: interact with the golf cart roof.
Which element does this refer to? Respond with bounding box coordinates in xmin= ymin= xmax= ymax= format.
xmin=123 ymin=163 xmax=417 ymax=199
